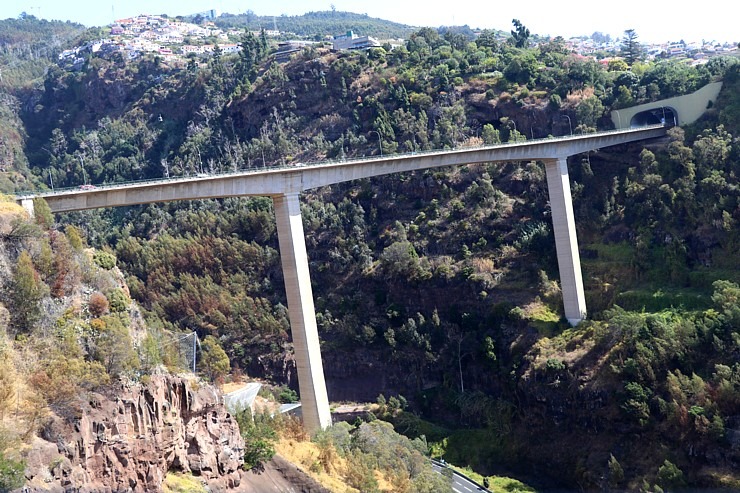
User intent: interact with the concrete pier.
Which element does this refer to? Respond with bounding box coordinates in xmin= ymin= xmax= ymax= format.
xmin=273 ymin=193 xmax=332 ymax=432
xmin=544 ymin=158 xmax=587 ymax=325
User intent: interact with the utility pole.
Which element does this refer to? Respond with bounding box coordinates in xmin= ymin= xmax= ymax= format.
xmin=192 ymin=331 xmax=197 ymax=372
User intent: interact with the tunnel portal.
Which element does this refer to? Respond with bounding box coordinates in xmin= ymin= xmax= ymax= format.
xmin=630 ymin=106 xmax=677 ymax=127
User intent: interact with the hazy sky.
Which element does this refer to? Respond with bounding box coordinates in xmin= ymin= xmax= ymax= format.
xmin=1 ymin=0 xmax=736 ymax=45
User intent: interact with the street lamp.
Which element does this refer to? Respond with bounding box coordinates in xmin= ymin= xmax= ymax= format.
xmin=371 ymin=130 xmax=382 ymax=156
xmin=40 ymin=147 xmax=54 ymax=189
xmin=561 ymin=115 xmax=572 ymax=136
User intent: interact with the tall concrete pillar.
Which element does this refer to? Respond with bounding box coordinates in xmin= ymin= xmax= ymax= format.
xmin=544 ymin=158 xmax=587 ymax=325
xmin=273 ymin=192 xmax=332 ymax=432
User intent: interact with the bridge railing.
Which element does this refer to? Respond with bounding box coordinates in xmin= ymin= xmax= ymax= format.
xmin=17 ymin=124 xmax=665 ymax=199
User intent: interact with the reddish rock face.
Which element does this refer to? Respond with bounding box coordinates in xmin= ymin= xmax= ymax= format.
xmin=22 ymin=375 xmax=244 ymax=492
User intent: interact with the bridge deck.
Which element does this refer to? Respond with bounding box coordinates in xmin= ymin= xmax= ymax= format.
xmin=17 ymin=125 xmax=665 ymax=213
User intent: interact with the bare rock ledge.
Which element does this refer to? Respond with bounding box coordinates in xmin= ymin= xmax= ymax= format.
xmin=21 ymin=375 xmax=244 ymax=493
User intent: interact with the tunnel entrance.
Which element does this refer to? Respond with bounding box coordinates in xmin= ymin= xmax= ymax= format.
xmin=630 ymin=107 xmax=677 ymax=127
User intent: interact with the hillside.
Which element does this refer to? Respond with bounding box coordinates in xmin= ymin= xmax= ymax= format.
xmin=0 ymin=14 xmax=739 ymax=491
xmin=0 ymin=15 xmax=85 ymax=89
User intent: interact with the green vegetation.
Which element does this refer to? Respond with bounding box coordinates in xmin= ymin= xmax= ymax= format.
xmin=0 ymin=13 xmax=738 ymax=491
xmin=233 ymin=410 xmax=278 ymax=471
xmin=215 ymin=10 xmax=415 ymax=40
xmin=198 ymin=335 xmax=231 ymax=382
xmin=162 ymin=472 xmax=208 ymax=493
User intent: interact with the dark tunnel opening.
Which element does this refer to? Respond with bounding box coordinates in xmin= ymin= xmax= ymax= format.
xmin=630 ymin=107 xmax=677 ymax=127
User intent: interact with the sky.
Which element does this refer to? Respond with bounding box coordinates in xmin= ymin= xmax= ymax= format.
xmin=1 ymin=0 xmax=736 ymax=45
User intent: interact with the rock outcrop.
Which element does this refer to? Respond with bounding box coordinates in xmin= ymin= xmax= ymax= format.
xmin=22 ymin=375 xmax=244 ymax=492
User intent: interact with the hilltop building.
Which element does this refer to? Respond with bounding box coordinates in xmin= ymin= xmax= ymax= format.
xmin=192 ymin=9 xmax=219 ymax=20
xmin=332 ymin=31 xmax=380 ymax=51
xmin=274 ymin=40 xmax=320 ymax=63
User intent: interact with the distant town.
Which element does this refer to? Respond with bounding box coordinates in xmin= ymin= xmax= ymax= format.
xmin=58 ymin=11 xmax=739 ymax=69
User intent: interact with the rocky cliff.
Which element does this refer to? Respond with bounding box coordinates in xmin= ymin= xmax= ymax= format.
xmin=20 ymin=375 xmax=244 ymax=492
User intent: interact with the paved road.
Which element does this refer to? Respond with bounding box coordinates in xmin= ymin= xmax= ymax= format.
xmin=223 ymin=382 xmax=262 ymax=411
xmin=432 ymin=460 xmax=490 ymax=493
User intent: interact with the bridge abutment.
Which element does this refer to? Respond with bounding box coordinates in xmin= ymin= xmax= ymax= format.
xmin=544 ymin=158 xmax=587 ymax=325
xmin=273 ymin=192 xmax=332 ymax=433
xmin=21 ymin=198 xmax=34 ymax=218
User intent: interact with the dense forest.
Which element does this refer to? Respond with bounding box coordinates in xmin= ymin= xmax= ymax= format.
xmin=1 ymin=12 xmax=739 ymax=492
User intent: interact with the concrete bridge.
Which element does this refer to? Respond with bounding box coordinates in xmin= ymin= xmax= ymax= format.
xmin=17 ymin=125 xmax=666 ymax=433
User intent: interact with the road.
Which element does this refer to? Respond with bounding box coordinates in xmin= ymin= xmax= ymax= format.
xmin=223 ymin=382 xmax=262 ymax=412
xmin=432 ymin=459 xmax=490 ymax=493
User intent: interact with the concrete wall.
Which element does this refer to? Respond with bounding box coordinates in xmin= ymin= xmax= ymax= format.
xmin=611 ymin=81 xmax=723 ymax=129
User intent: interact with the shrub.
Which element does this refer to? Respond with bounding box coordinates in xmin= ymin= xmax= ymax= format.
xmin=107 ymin=288 xmax=128 ymax=312
xmin=88 ymin=292 xmax=109 ymax=317
xmin=0 ymin=452 xmax=25 ymax=491
xmin=64 ymin=225 xmax=84 ymax=250
xmin=235 ymin=411 xmax=277 ymax=471
xmin=93 ymin=250 xmax=117 ymax=270
xmin=657 ymin=460 xmax=685 ymax=488
xmin=277 ymin=385 xmax=299 ymax=403
xmin=607 ymin=454 xmax=624 ymax=487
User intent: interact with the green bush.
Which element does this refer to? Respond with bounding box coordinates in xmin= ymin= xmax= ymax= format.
xmin=107 ymin=287 xmax=128 ymax=312
xmin=277 ymin=385 xmax=299 ymax=403
xmin=657 ymin=460 xmax=685 ymax=488
xmin=93 ymin=250 xmax=117 ymax=270
xmin=234 ymin=411 xmax=277 ymax=471
xmin=0 ymin=452 xmax=25 ymax=491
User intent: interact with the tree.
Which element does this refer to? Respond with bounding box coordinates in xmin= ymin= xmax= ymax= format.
xmin=64 ymin=225 xmax=84 ymax=250
xmin=476 ymin=29 xmax=499 ymax=49
xmin=33 ymin=198 xmax=53 ymax=230
xmin=608 ymin=59 xmax=629 ymax=72
xmin=11 ymin=250 xmax=43 ymax=332
xmin=93 ymin=316 xmax=139 ymax=377
xmin=608 ymin=454 xmax=625 ymax=487
xmin=575 ymin=95 xmax=605 ymax=129
xmin=0 ymin=449 xmax=25 ymax=492
xmin=657 ymin=460 xmax=685 ymax=488
xmin=50 ymin=231 xmax=78 ymax=298
xmin=510 ymin=19 xmax=530 ymax=48
xmin=199 ymin=335 xmax=230 ymax=382
xmin=621 ymin=29 xmax=643 ymax=65
xmin=481 ymin=124 xmax=500 ymax=145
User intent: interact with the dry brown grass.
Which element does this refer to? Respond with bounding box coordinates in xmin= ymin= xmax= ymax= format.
xmin=275 ymin=439 xmax=356 ymax=493
xmin=220 ymin=381 xmax=246 ymax=394
xmin=0 ymin=202 xmax=28 ymax=235
xmin=274 ymin=419 xmax=403 ymax=493
xmin=471 ymin=257 xmax=495 ymax=274
xmin=565 ymin=87 xmax=596 ymax=108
